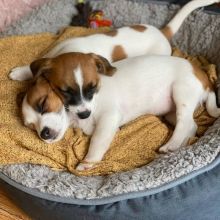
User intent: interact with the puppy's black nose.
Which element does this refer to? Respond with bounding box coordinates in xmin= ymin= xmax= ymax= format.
xmin=77 ymin=110 xmax=91 ymax=119
xmin=40 ymin=127 xmax=52 ymax=140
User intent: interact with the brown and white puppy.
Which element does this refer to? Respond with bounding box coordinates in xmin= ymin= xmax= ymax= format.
xmin=10 ymin=0 xmax=220 ymax=82
xmin=10 ymin=0 xmax=220 ymax=123
xmin=19 ymin=52 xmax=220 ymax=171
xmin=9 ymin=0 xmax=220 ymax=170
xmin=22 ymin=53 xmax=116 ymax=142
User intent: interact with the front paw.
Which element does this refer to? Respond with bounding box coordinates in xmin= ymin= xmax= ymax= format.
xmin=159 ymin=144 xmax=179 ymax=153
xmin=9 ymin=67 xmax=24 ymax=81
xmin=9 ymin=66 xmax=32 ymax=81
xmin=76 ymin=161 xmax=98 ymax=171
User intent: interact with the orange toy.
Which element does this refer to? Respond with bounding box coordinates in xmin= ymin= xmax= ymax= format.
xmin=89 ymin=10 xmax=112 ymax=28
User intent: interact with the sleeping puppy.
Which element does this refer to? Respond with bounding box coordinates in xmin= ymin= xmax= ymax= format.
xmin=18 ymin=52 xmax=220 ymax=171
xmin=9 ymin=0 xmax=220 ymax=81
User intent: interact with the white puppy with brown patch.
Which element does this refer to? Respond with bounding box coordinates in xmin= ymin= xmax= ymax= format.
xmin=18 ymin=52 xmax=220 ymax=171
xmin=9 ymin=0 xmax=220 ymax=81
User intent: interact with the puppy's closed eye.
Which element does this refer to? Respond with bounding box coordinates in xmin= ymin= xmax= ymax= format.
xmin=36 ymin=96 xmax=48 ymax=114
xmin=83 ymin=84 xmax=97 ymax=101
xmin=16 ymin=92 xmax=26 ymax=107
xmin=58 ymin=87 xmax=81 ymax=106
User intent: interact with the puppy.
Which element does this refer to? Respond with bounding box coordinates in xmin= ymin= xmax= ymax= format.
xmin=19 ymin=52 xmax=220 ymax=171
xmin=9 ymin=0 xmax=220 ymax=82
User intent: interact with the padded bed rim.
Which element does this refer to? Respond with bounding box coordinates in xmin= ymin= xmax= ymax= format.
xmin=0 ymin=154 xmax=220 ymax=206
xmin=129 ymin=0 xmax=220 ymax=14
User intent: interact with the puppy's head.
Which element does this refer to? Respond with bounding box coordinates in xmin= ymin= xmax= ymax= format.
xmin=22 ymin=77 xmax=69 ymax=143
xmin=22 ymin=52 xmax=116 ymax=143
xmin=30 ymin=52 xmax=116 ymax=119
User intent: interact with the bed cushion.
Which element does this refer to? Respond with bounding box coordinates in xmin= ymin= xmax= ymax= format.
xmin=0 ymin=0 xmax=77 ymax=37
xmin=0 ymin=25 xmax=217 ymax=177
xmin=1 ymin=0 xmax=220 ymax=219
xmin=0 ymin=0 xmax=49 ymax=32
xmin=1 ymin=156 xmax=220 ymax=219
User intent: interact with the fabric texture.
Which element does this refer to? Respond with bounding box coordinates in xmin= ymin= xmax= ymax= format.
xmin=2 ymin=160 xmax=220 ymax=219
xmin=0 ymin=0 xmax=77 ymax=37
xmin=0 ymin=27 xmax=168 ymax=176
xmin=0 ymin=25 xmax=218 ymax=176
xmin=0 ymin=0 xmax=49 ymax=32
xmin=1 ymin=0 xmax=220 ymax=200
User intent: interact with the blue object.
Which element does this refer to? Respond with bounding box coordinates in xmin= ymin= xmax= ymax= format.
xmin=1 ymin=155 xmax=220 ymax=220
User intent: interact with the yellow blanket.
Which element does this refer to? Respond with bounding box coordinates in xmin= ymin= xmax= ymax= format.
xmin=0 ymin=27 xmax=217 ymax=176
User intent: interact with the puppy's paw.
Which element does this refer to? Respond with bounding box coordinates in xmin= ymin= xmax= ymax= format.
xmin=76 ymin=161 xmax=97 ymax=171
xmin=9 ymin=67 xmax=25 ymax=80
xmin=158 ymin=145 xmax=169 ymax=153
xmin=159 ymin=144 xmax=179 ymax=153
xmin=9 ymin=67 xmax=31 ymax=81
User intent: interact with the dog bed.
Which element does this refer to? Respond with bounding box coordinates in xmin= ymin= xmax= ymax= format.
xmin=1 ymin=0 xmax=220 ymax=219
xmin=0 ymin=0 xmax=49 ymax=32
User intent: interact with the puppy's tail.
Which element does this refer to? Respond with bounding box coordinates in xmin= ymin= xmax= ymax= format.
xmin=161 ymin=0 xmax=219 ymax=40
xmin=206 ymin=91 xmax=220 ymax=118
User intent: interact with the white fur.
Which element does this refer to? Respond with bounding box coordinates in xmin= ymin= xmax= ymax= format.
xmin=10 ymin=0 xmax=220 ymax=170
xmin=21 ymin=55 xmax=220 ymax=171
xmin=71 ymin=66 xmax=95 ymax=114
xmin=10 ymin=66 xmax=32 ymax=81
xmin=74 ymin=55 xmax=220 ymax=170
xmin=167 ymin=0 xmax=220 ymax=34
xmin=22 ymin=96 xmax=69 ymax=143
xmin=9 ymin=0 xmax=219 ymax=81
xmin=74 ymin=66 xmax=83 ymax=93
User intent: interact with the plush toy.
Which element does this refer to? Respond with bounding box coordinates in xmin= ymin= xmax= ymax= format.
xmin=70 ymin=0 xmax=112 ymax=28
xmin=88 ymin=10 xmax=112 ymax=28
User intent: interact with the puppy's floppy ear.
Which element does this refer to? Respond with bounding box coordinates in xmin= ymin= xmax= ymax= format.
xmin=16 ymin=91 xmax=26 ymax=108
xmin=90 ymin=53 xmax=117 ymax=76
xmin=30 ymin=58 xmax=52 ymax=79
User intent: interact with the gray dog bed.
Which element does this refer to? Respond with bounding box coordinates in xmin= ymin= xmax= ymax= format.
xmin=1 ymin=0 xmax=220 ymax=219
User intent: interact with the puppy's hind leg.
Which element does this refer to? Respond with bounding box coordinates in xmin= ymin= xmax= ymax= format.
xmin=159 ymin=83 xmax=201 ymax=153
xmin=206 ymin=91 xmax=220 ymax=118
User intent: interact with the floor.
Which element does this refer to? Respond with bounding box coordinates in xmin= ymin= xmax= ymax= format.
xmin=0 ymin=187 xmax=30 ymax=220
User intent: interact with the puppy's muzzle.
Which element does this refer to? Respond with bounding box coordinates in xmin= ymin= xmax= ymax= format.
xmin=77 ymin=110 xmax=91 ymax=119
xmin=40 ymin=127 xmax=58 ymax=140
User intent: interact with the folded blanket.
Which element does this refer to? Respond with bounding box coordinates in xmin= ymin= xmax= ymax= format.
xmin=0 ymin=27 xmax=217 ymax=176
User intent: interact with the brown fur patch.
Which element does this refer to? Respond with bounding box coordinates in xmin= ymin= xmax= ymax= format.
xmin=103 ymin=29 xmax=118 ymax=37
xmin=30 ymin=58 xmax=52 ymax=78
xmin=57 ymin=53 xmax=99 ymax=90
xmin=161 ymin=26 xmax=173 ymax=41
xmin=27 ymin=78 xmax=63 ymax=113
xmin=91 ymin=54 xmax=116 ymax=76
xmin=32 ymin=53 xmax=102 ymax=104
xmin=27 ymin=52 xmax=117 ymax=112
xmin=130 ymin=25 xmax=147 ymax=32
xmin=111 ymin=45 xmax=127 ymax=62
xmin=192 ymin=63 xmax=213 ymax=91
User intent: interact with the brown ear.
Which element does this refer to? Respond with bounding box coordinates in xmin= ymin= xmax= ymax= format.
xmin=91 ymin=54 xmax=117 ymax=76
xmin=30 ymin=58 xmax=52 ymax=79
